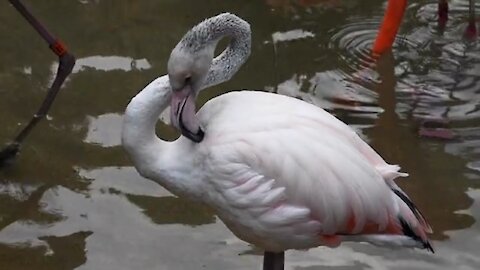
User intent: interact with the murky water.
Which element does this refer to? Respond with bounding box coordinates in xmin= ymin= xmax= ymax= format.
xmin=1 ymin=0 xmax=479 ymax=269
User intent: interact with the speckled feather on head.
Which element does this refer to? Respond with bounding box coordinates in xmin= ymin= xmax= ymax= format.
xmin=175 ymin=13 xmax=251 ymax=89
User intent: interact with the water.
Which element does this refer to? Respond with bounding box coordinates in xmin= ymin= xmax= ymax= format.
xmin=0 ymin=0 xmax=479 ymax=269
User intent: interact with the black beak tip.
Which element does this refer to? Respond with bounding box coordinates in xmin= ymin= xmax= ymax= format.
xmin=182 ymin=127 xmax=205 ymax=143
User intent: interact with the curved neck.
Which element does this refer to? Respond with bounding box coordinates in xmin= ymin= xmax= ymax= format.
xmin=122 ymin=13 xmax=251 ymax=178
xmin=122 ymin=76 xmax=171 ymax=177
xmin=179 ymin=13 xmax=251 ymax=89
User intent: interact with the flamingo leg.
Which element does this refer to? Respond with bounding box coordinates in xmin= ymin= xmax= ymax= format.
xmin=469 ymin=0 xmax=475 ymax=18
xmin=464 ymin=0 xmax=477 ymax=39
xmin=263 ymin=251 xmax=284 ymax=270
xmin=438 ymin=0 xmax=448 ymax=32
xmin=372 ymin=0 xmax=408 ymax=56
xmin=0 ymin=0 xmax=75 ymax=167
xmin=353 ymin=0 xmax=406 ymax=82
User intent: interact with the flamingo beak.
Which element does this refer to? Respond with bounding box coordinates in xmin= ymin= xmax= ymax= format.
xmin=170 ymin=85 xmax=204 ymax=143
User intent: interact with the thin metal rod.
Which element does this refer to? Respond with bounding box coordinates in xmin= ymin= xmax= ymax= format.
xmin=263 ymin=251 xmax=284 ymax=270
xmin=0 ymin=0 xmax=75 ymax=166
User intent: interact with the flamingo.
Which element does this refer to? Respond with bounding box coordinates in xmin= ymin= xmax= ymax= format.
xmin=122 ymin=13 xmax=433 ymax=270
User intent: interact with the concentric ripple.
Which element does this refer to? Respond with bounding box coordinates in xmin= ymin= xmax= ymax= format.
xmin=329 ymin=18 xmax=381 ymax=71
xmin=322 ymin=14 xmax=397 ymax=116
xmin=328 ymin=0 xmax=480 ymax=174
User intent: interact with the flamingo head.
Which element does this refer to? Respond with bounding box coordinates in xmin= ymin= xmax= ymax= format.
xmin=167 ymin=42 xmax=215 ymax=143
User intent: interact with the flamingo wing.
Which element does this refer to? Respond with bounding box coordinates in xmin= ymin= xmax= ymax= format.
xmin=196 ymin=91 xmax=432 ymax=251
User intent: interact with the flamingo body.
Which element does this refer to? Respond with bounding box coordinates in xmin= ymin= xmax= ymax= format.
xmin=176 ymin=90 xmax=431 ymax=251
xmin=124 ymin=77 xmax=432 ymax=252
xmin=122 ymin=13 xmax=433 ymax=261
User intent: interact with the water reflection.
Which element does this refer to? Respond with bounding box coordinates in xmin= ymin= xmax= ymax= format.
xmin=84 ymin=113 xmax=123 ymax=147
xmin=70 ymin=56 xmax=151 ymax=73
xmin=0 ymin=231 xmax=91 ymax=270
xmin=272 ymin=29 xmax=315 ymax=44
xmin=0 ymin=0 xmax=479 ymax=269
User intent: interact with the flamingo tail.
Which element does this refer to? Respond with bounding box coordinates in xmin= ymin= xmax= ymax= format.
xmin=392 ymin=187 xmax=434 ymax=253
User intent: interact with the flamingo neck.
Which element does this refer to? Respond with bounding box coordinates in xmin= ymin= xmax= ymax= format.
xmin=177 ymin=13 xmax=251 ymax=89
xmin=121 ymin=13 xmax=252 ymax=196
xmin=122 ymin=75 xmax=206 ymax=199
xmin=122 ymin=76 xmax=172 ymax=178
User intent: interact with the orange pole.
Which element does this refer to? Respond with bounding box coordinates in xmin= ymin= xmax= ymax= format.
xmin=372 ymin=0 xmax=408 ymax=56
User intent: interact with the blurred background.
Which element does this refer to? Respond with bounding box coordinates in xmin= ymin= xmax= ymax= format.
xmin=0 ymin=0 xmax=479 ymax=269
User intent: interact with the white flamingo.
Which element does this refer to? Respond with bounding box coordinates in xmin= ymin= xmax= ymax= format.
xmin=122 ymin=13 xmax=433 ymax=270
